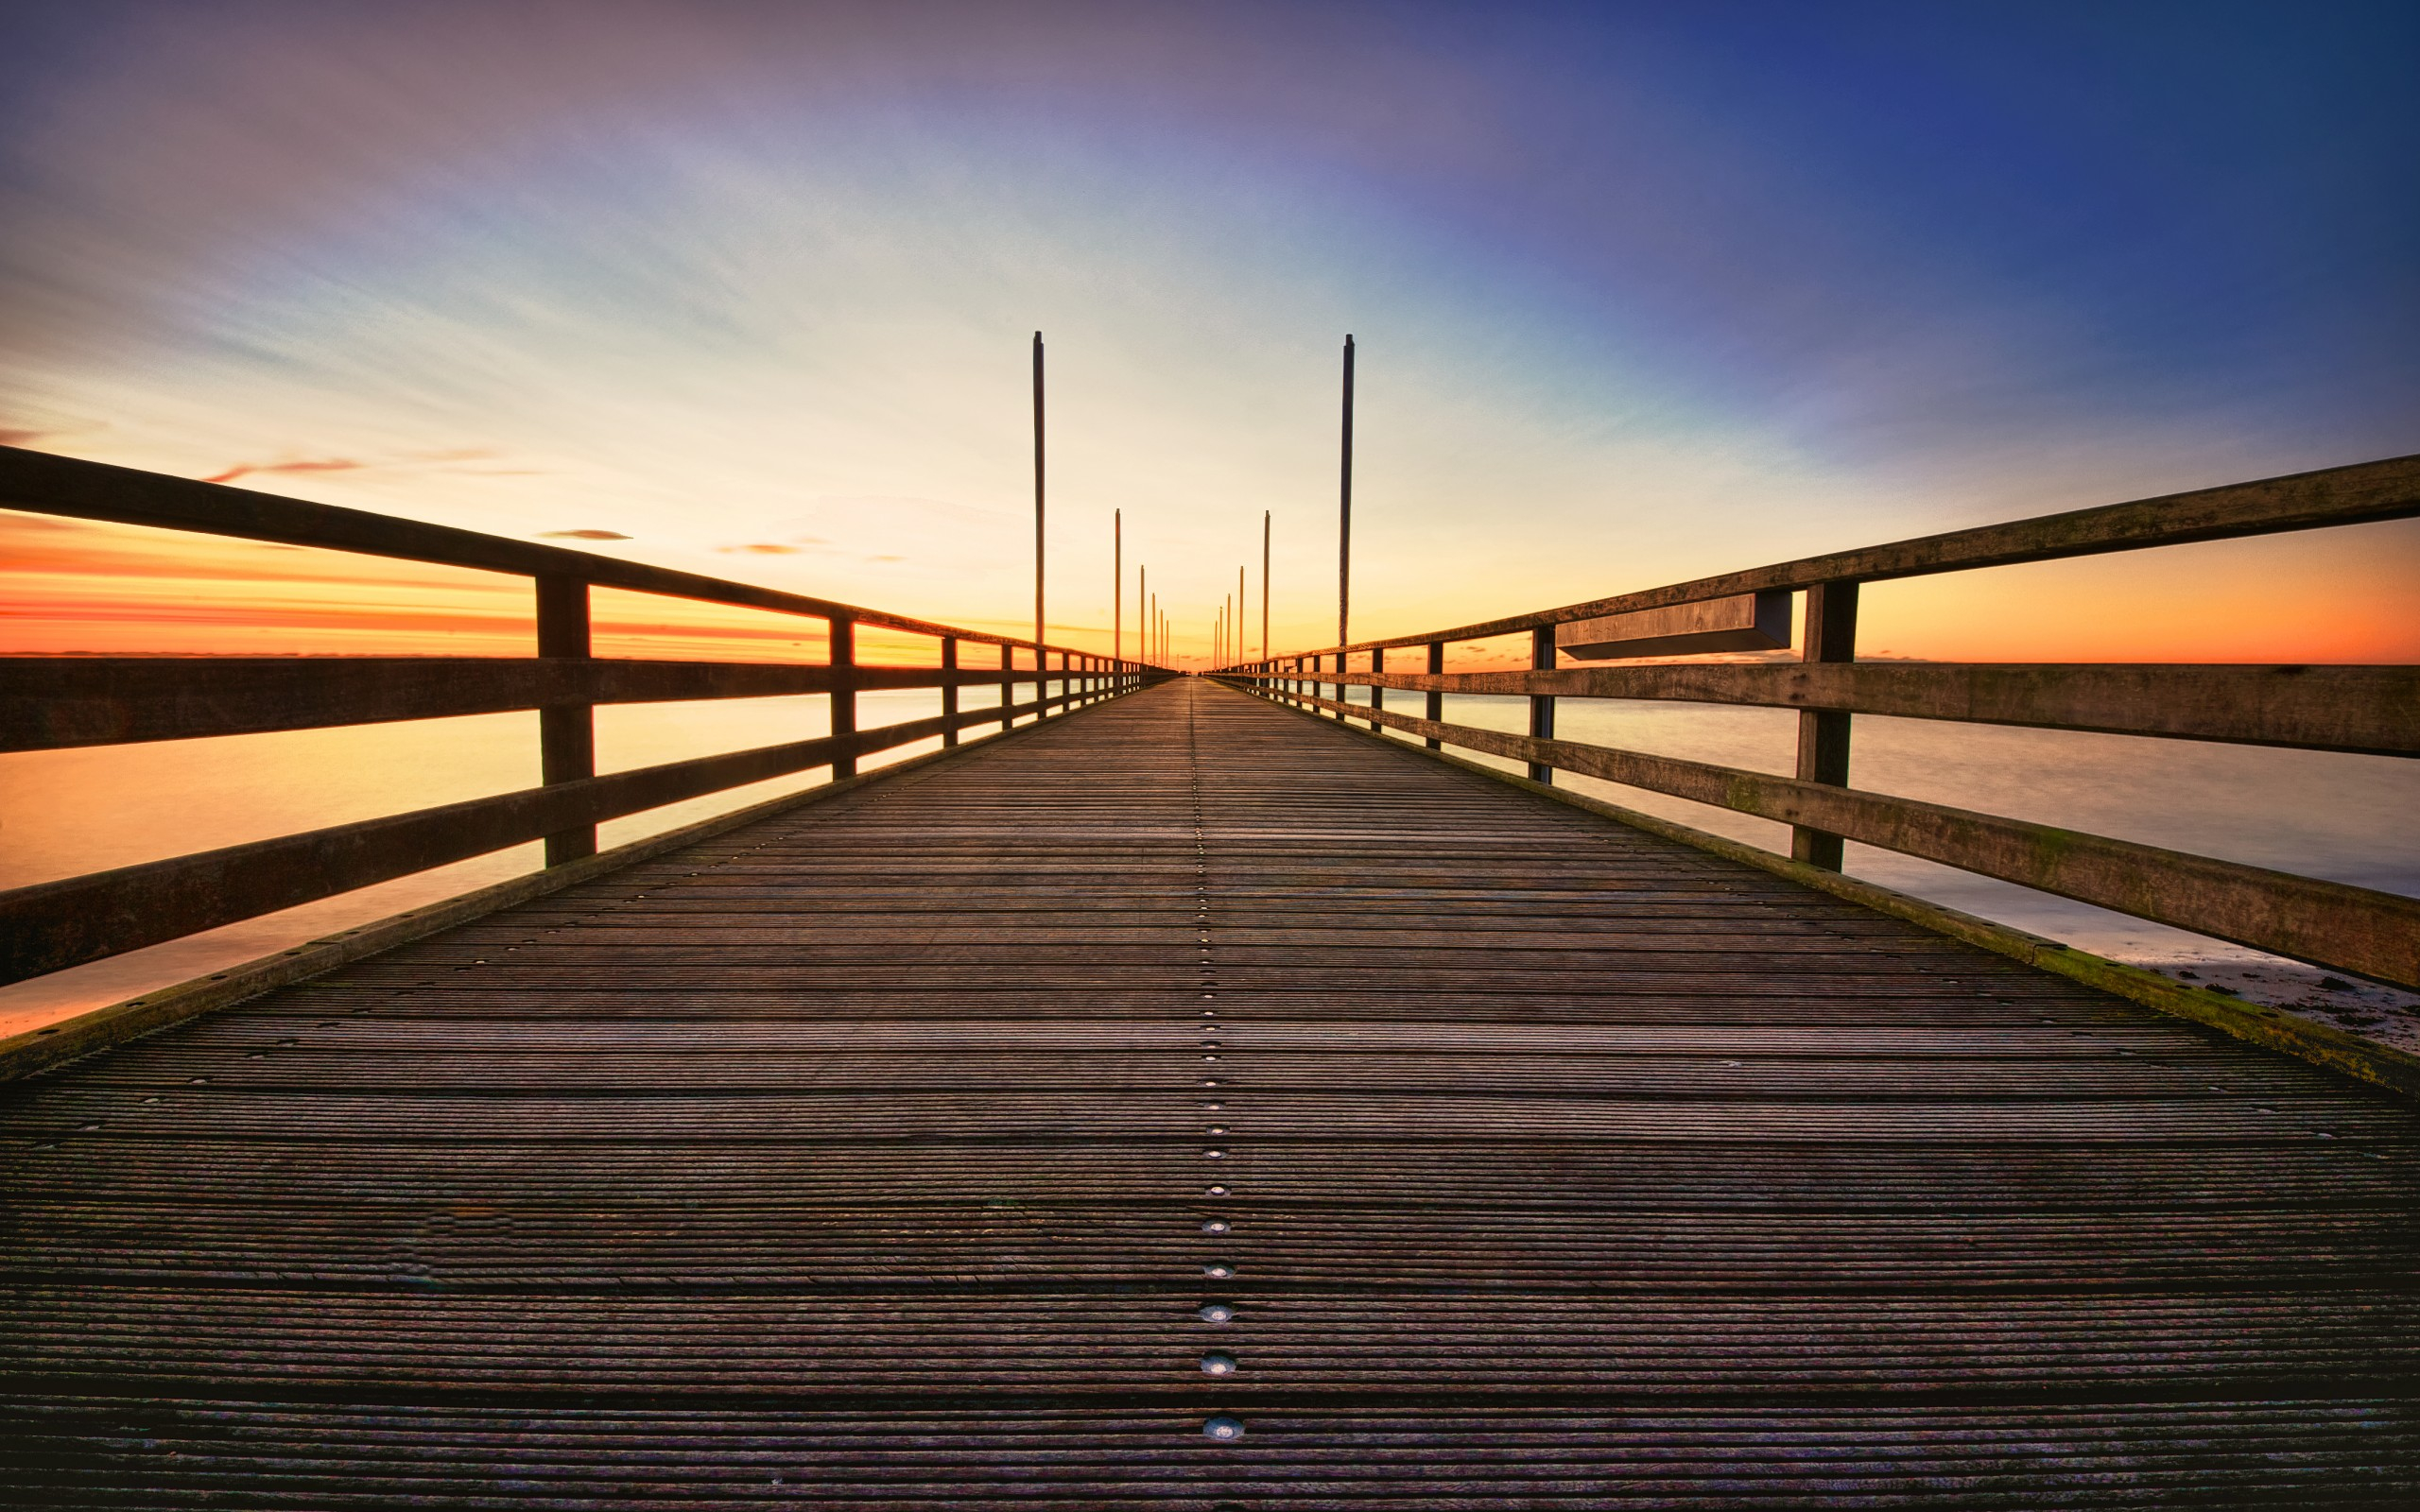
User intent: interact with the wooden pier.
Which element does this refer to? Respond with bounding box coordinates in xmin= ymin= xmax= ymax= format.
xmin=6 ymin=677 xmax=2418 ymax=1505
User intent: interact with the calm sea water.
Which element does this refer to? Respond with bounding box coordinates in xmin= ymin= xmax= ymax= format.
xmin=4 ymin=679 xmax=2414 ymax=1038
xmin=0 ymin=685 xmax=979 ymax=1036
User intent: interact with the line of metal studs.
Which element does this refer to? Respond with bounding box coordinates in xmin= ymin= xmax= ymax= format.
xmin=1191 ymin=686 xmax=1246 ymax=1446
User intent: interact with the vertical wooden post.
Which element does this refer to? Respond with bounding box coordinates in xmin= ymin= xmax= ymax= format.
xmin=1791 ymin=581 xmax=1860 ymax=869
xmin=829 ymin=615 xmax=857 ymax=780
xmin=1000 ymin=643 xmax=1015 ymax=730
xmin=1339 ymin=334 xmax=1354 ymax=650
xmin=1527 ymin=627 xmax=1556 ymax=784
xmin=941 ymin=637 xmax=959 ymax=747
xmin=1261 ymin=509 xmax=1270 ymax=663
xmin=1370 ymin=645 xmax=1385 ymax=730
xmin=1425 ymin=641 xmax=1444 ymax=750
xmin=536 ymin=576 xmax=596 ymax=866
xmin=1114 ymin=509 xmax=1121 ymax=665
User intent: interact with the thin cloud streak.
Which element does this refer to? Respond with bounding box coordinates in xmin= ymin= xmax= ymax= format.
xmin=0 ymin=1 xmax=2411 ymax=663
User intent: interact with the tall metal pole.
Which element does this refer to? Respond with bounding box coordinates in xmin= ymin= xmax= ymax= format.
xmin=1339 ymin=334 xmax=1354 ymax=652
xmin=1261 ymin=510 xmax=1270 ymax=662
xmin=1137 ymin=563 xmax=1146 ymax=666
xmin=1032 ymin=331 xmax=1046 ymax=659
xmin=1236 ymin=565 xmax=1244 ymax=667
xmin=1113 ymin=509 xmax=1121 ymax=663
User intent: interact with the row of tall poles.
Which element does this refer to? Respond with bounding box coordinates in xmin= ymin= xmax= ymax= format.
xmin=1034 ymin=332 xmax=1355 ymax=670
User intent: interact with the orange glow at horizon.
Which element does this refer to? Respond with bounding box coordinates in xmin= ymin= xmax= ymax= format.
xmin=3 ymin=510 xmax=1107 ymax=665
xmin=7 ymin=505 xmax=2415 ymax=669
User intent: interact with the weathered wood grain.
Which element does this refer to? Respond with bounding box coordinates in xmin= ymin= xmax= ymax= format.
xmin=2 ymin=678 xmax=2414 ymax=1505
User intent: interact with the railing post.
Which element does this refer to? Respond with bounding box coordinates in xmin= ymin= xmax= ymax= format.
xmin=1001 ymin=643 xmax=1015 ymax=730
xmin=1791 ymin=581 xmax=1859 ymax=869
xmin=941 ymin=637 xmax=960 ymax=747
xmin=1369 ymin=645 xmax=1384 ymax=730
xmin=1330 ymin=652 xmax=1344 ymax=719
xmin=536 ymin=576 xmax=596 ymax=866
xmin=1527 ymin=627 xmax=1556 ymax=784
xmin=829 ymin=614 xmax=857 ymax=780
xmin=1425 ymin=642 xmax=1444 ymax=750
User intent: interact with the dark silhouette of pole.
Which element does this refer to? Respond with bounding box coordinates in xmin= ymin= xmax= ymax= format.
xmin=1032 ymin=331 xmax=1046 ymax=657
xmin=1113 ymin=509 xmax=1121 ymax=662
xmin=1137 ymin=563 xmax=1146 ymax=665
xmin=1261 ymin=510 xmax=1270 ymax=662
xmin=1339 ymin=334 xmax=1354 ymax=651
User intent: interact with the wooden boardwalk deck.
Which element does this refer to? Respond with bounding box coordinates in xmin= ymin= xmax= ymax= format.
xmin=5 ymin=677 xmax=2416 ymax=1506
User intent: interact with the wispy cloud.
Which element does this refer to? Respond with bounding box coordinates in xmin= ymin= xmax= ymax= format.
xmin=540 ymin=528 xmax=631 ymax=541
xmin=202 ymin=457 xmax=369 ymax=485
xmin=1 ymin=2 xmax=2411 ymax=662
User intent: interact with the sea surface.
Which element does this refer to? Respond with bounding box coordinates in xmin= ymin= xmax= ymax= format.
xmin=5 ymin=679 xmax=2415 ymax=1048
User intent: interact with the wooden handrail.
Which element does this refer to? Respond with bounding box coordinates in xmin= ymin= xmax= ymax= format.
xmin=3 ymin=446 xmax=1166 ymax=985
xmin=0 ymin=444 xmax=1091 ymax=655
xmin=1217 ymin=451 xmax=2418 ymax=992
xmin=0 ymin=695 xmax=1081 ymax=984
xmin=1261 ymin=451 xmax=2420 ymax=659
xmin=1253 ymin=688 xmax=2420 ymax=991
xmin=1269 ymin=662 xmax=2420 ymax=756
xmin=0 ymin=657 xmax=1050 ymax=752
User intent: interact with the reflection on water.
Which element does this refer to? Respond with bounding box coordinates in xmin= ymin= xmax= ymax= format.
xmin=0 ymin=686 xmax=965 ymax=1035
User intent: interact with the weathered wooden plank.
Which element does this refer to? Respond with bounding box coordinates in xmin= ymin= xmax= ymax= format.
xmin=4 ymin=678 xmax=2416 ymax=1505
xmin=1329 ymin=662 xmax=2420 ymax=755
xmin=1555 ymin=591 xmax=1790 ymax=660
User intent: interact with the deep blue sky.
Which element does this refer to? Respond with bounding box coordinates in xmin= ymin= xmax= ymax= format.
xmin=2 ymin=0 xmax=2414 ymax=658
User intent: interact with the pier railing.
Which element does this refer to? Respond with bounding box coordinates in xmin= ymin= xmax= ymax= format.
xmin=0 ymin=445 xmax=1162 ymax=987
xmin=1217 ymin=455 xmax=2420 ymax=998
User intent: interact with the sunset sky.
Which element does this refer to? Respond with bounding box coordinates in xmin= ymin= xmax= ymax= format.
xmin=4 ymin=0 xmax=2416 ymax=665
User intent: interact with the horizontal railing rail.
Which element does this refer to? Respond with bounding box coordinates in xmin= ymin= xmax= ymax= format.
xmin=1314 ymin=663 xmax=2420 ymax=756
xmin=1216 ymin=452 xmax=2420 ymax=994
xmin=1 ymin=445 xmax=1167 ymax=988
xmin=1303 ymin=453 xmax=2420 ymax=658
xmin=1268 ymin=688 xmax=2419 ymax=989
xmin=0 ymin=656 xmax=1050 ymax=751
xmin=0 ymin=445 xmax=1045 ymax=648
